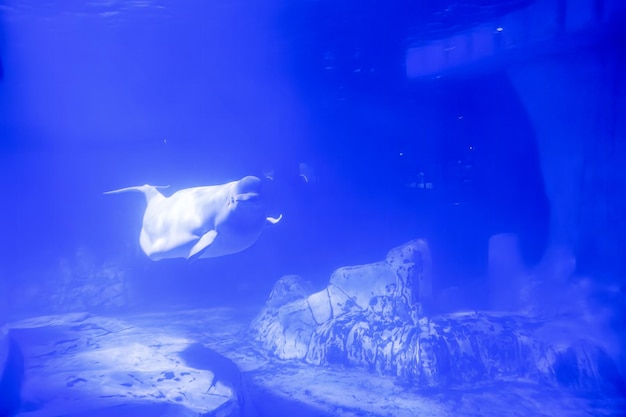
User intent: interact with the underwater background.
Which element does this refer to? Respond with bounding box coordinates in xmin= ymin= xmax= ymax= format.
xmin=1 ymin=0 xmax=625 ymax=416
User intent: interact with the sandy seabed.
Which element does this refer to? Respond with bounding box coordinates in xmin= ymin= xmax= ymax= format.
xmin=3 ymin=308 xmax=623 ymax=417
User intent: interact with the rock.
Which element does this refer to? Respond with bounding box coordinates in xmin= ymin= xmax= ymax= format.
xmin=250 ymin=240 xmax=622 ymax=392
xmin=10 ymin=247 xmax=132 ymax=316
xmin=488 ymin=233 xmax=527 ymax=311
xmin=53 ymin=248 xmax=130 ymax=312
xmin=329 ymin=239 xmax=432 ymax=320
xmin=249 ymin=275 xmax=316 ymax=360
xmin=4 ymin=314 xmax=242 ymax=417
xmin=264 ymin=275 xmax=312 ymax=311
xmin=250 ymin=240 xmax=432 ymax=361
xmin=4 ymin=308 xmax=620 ymax=417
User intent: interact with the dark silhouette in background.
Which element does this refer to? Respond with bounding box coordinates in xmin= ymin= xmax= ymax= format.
xmin=0 ymin=332 xmax=24 ymax=417
xmin=275 ymin=0 xmax=550 ymax=295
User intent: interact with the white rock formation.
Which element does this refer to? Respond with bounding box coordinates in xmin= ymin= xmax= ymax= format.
xmin=251 ymin=240 xmax=621 ymax=392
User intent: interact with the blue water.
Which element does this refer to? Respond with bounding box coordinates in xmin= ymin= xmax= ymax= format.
xmin=1 ymin=1 xmax=625 ymax=416
xmin=0 ymin=0 xmax=550 ymax=305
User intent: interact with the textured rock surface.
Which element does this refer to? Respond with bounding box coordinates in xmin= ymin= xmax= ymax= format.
xmin=10 ymin=247 xmax=131 ymax=316
xmin=3 ymin=308 xmax=622 ymax=417
xmin=250 ymin=240 xmax=621 ymax=392
xmin=4 ymin=313 xmax=241 ymax=417
xmin=250 ymin=239 xmax=432 ymax=360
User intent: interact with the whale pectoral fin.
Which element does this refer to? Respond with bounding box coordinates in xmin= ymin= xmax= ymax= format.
xmin=266 ymin=214 xmax=283 ymax=225
xmin=188 ymin=230 xmax=218 ymax=261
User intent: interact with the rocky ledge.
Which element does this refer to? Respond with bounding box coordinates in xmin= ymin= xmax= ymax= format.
xmin=2 ymin=306 xmax=623 ymax=417
xmin=3 ymin=312 xmax=242 ymax=417
xmin=250 ymin=240 xmax=622 ymax=392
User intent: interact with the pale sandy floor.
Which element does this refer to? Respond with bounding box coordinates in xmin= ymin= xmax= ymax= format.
xmin=4 ymin=308 xmax=623 ymax=417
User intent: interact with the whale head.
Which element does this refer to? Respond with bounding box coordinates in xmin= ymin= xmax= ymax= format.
xmin=232 ymin=176 xmax=263 ymax=204
xmin=223 ymin=176 xmax=267 ymax=231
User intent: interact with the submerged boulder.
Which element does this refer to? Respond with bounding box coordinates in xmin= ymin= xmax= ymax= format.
xmin=250 ymin=240 xmax=621 ymax=392
xmin=10 ymin=247 xmax=131 ymax=316
xmin=250 ymin=239 xmax=432 ymax=360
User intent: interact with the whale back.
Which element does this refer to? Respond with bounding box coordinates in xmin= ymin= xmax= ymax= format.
xmin=103 ymin=184 xmax=169 ymax=204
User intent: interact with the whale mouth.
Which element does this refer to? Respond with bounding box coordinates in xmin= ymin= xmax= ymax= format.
xmin=235 ymin=192 xmax=261 ymax=203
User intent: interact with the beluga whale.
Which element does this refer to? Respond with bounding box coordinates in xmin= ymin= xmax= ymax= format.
xmin=105 ymin=176 xmax=282 ymax=261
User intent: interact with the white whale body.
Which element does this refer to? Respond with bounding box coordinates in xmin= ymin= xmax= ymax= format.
xmin=105 ymin=176 xmax=282 ymax=261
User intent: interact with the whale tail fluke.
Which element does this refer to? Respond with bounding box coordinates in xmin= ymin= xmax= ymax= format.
xmin=104 ymin=184 xmax=169 ymax=204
